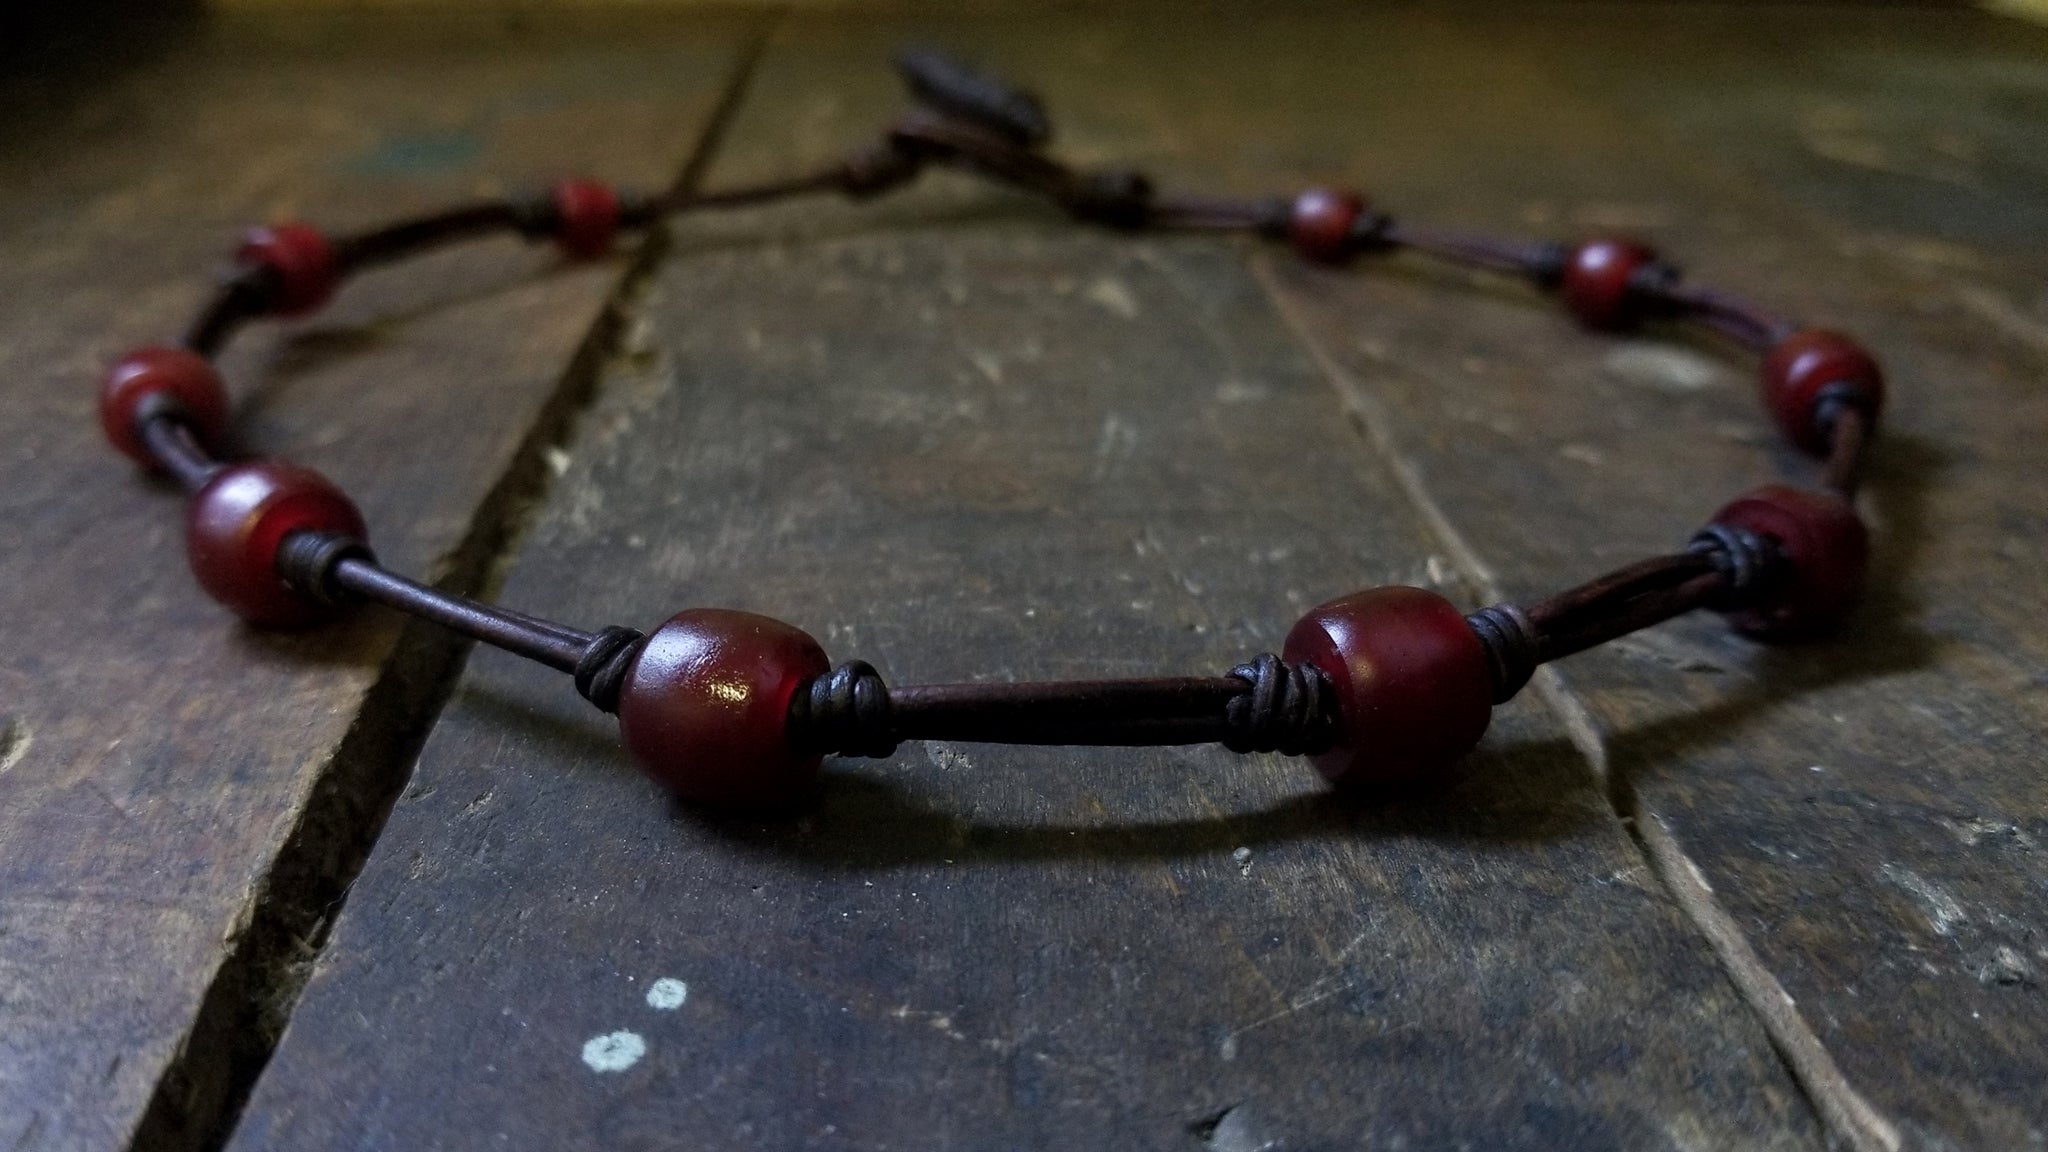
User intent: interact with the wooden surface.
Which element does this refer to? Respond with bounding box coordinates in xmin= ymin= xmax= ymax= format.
xmin=1420 ymin=11 xmax=2048 ymax=1148
xmin=3 ymin=5 xmax=2045 ymax=1151
xmin=0 ymin=10 xmax=758 ymax=1152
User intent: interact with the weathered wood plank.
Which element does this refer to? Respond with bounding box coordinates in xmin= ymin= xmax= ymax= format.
xmin=1482 ymin=4 xmax=2048 ymax=406
xmin=1474 ymin=6 xmax=2048 ymax=275
xmin=0 ymin=12 xmax=755 ymax=1151
xmin=229 ymin=13 xmax=1825 ymax=1149
xmin=1242 ymin=6 xmax=2048 ymax=1149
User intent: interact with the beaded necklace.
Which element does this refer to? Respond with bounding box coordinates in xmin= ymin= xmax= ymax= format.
xmin=101 ymin=54 xmax=1878 ymax=807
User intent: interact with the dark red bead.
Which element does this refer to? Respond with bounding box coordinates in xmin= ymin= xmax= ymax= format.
xmin=100 ymin=346 xmax=231 ymax=467
xmin=1561 ymin=239 xmax=1657 ymax=330
xmin=1282 ymin=586 xmax=1493 ymax=789
xmin=616 ymin=608 xmax=830 ymax=807
xmin=1761 ymin=329 xmax=1884 ymax=456
xmin=1710 ymin=485 xmax=1868 ymax=641
xmin=186 ymin=460 xmax=366 ymax=627
xmin=553 ymin=179 xmax=621 ymax=260
xmin=1288 ymin=188 xmax=1365 ymax=264
xmin=237 ymin=222 xmax=338 ymax=317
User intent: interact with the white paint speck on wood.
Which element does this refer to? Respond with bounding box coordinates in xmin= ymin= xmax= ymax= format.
xmin=581 ymin=1030 xmax=646 ymax=1073
xmin=646 ymin=978 xmax=688 ymax=1010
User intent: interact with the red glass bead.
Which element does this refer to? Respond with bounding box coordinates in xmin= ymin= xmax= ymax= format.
xmin=1710 ymin=485 xmax=1868 ymax=641
xmin=186 ymin=460 xmax=366 ymax=627
xmin=553 ymin=179 xmax=621 ymax=260
xmin=1761 ymin=329 xmax=1884 ymax=456
xmin=99 ymin=346 xmax=231 ymax=467
xmin=1288 ymin=188 xmax=1365 ymax=264
xmin=1561 ymin=239 xmax=1657 ymax=330
xmin=1281 ymin=586 xmax=1493 ymax=789
xmin=237 ymin=222 xmax=339 ymax=317
xmin=616 ymin=608 xmax=830 ymax=807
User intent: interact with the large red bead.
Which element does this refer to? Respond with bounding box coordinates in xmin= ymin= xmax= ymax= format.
xmin=616 ymin=609 xmax=830 ymax=807
xmin=1282 ymin=586 xmax=1493 ymax=789
xmin=1561 ymin=239 xmax=1658 ymax=330
xmin=1710 ymin=485 xmax=1868 ymax=641
xmin=100 ymin=346 xmax=231 ymax=467
xmin=553 ymin=179 xmax=621 ymax=260
xmin=1287 ymin=188 xmax=1366 ymax=264
xmin=186 ymin=460 xmax=366 ymax=627
xmin=238 ymin=222 xmax=339 ymax=317
xmin=1761 ymin=329 xmax=1884 ymax=456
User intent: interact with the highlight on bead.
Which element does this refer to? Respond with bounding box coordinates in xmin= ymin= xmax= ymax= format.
xmin=186 ymin=460 xmax=367 ymax=627
xmin=1762 ymin=328 xmax=1884 ymax=455
xmin=615 ymin=608 xmax=831 ymax=807
xmin=103 ymin=49 xmax=1883 ymax=813
xmin=1287 ymin=188 xmax=1365 ymax=264
xmin=1561 ymin=238 xmax=1661 ymax=330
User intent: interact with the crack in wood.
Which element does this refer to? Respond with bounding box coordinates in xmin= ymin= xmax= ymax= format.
xmin=1248 ymin=250 xmax=1900 ymax=1152
xmin=1189 ymin=1103 xmax=1284 ymax=1151
xmin=0 ymin=716 xmax=29 ymax=776
xmin=121 ymin=22 xmax=784 ymax=1152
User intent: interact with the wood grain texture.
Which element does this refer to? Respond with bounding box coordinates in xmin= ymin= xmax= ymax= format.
xmin=1248 ymin=6 xmax=2048 ymax=1149
xmin=227 ymin=13 xmax=1827 ymax=1150
xmin=0 ymin=11 xmax=753 ymax=1151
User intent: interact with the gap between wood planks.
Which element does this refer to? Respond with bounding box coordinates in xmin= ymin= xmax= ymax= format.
xmin=1249 ymin=252 xmax=1903 ymax=1152
xmin=123 ymin=20 xmax=783 ymax=1152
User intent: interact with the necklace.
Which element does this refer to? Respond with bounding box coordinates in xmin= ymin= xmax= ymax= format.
xmin=100 ymin=53 xmax=1879 ymax=808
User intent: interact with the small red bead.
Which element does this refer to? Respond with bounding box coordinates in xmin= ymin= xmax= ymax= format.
xmin=237 ymin=222 xmax=339 ymax=317
xmin=1760 ymin=329 xmax=1884 ymax=456
xmin=1282 ymin=586 xmax=1493 ymax=789
xmin=616 ymin=608 xmax=830 ymax=807
xmin=1709 ymin=485 xmax=1868 ymax=641
xmin=186 ymin=460 xmax=366 ymax=627
xmin=1561 ymin=239 xmax=1658 ymax=331
xmin=553 ymin=179 xmax=621 ymax=260
xmin=100 ymin=346 xmax=231 ymax=468
xmin=1288 ymin=188 xmax=1365 ymax=264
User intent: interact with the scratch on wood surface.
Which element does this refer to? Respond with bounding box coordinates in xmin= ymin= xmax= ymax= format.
xmin=924 ymin=741 xmax=974 ymax=774
xmin=1091 ymin=412 xmax=1136 ymax=482
xmin=888 ymin=1004 xmax=970 ymax=1042
xmin=1085 ymin=275 xmax=1140 ymax=319
xmin=81 ymin=776 xmax=138 ymax=825
xmin=1137 ymin=527 xmax=1209 ymax=600
xmin=1880 ymin=864 xmax=1967 ymax=938
xmin=1942 ymin=816 xmax=2037 ymax=852
xmin=968 ymin=348 xmax=1004 ymax=385
xmin=1220 ymin=925 xmax=1396 ymax=1060
xmin=1249 ymin=252 xmax=1901 ymax=1152
xmin=1219 ymin=983 xmax=1353 ymax=1060
xmin=1953 ymin=282 xmax=2048 ymax=355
